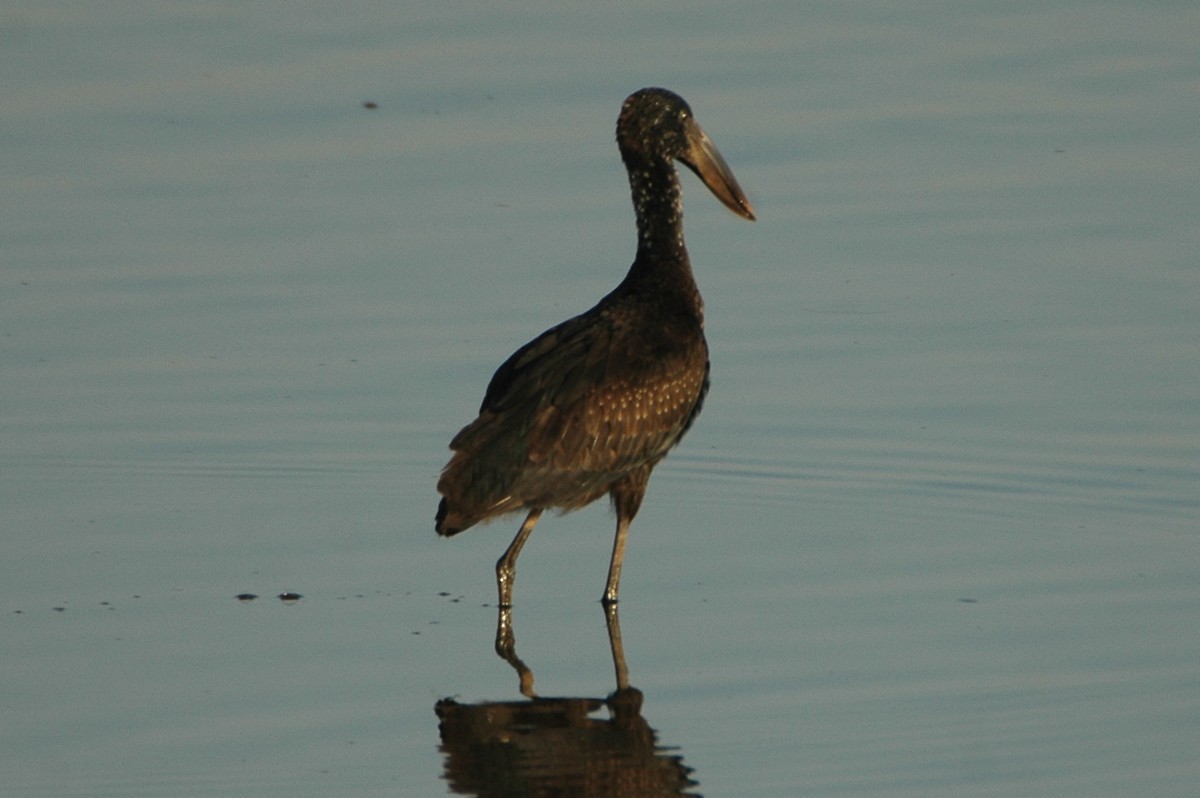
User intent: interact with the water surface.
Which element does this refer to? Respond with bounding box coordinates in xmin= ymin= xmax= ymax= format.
xmin=4 ymin=3 xmax=1198 ymax=796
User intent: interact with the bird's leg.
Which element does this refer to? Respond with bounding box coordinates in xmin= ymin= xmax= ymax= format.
xmin=602 ymin=514 xmax=632 ymax=605
xmin=603 ymin=473 xmax=647 ymax=605
xmin=602 ymin=601 xmax=630 ymax=691
xmin=494 ymin=606 xmax=536 ymax=697
xmin=496 ymin=508 xmax=542 ymax=608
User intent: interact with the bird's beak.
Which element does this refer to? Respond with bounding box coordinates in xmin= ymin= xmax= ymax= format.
xmin=680 ymin=119 xmax=756 ymax=221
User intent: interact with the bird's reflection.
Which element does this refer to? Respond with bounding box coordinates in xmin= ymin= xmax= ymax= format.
xmin=435 ymin=604 xmax=700 ymax=797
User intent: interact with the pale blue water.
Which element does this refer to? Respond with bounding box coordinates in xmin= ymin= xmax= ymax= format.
xmin=4 ymin=3 xmax=1198 ymax=796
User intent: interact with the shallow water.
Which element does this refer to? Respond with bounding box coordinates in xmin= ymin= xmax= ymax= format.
xmin=4 ymin=2 xmax=1199 ymax=796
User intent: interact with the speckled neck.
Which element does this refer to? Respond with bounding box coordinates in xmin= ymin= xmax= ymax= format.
xmin=622 ymin=149 xmax=690 ymax=270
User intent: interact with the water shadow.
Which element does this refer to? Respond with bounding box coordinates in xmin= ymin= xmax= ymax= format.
xmin=435 ymin=604 xmax=700 ymax=797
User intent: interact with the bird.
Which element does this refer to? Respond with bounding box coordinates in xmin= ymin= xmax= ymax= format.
xmin=436 ymin=88 xmax=755 ymax=607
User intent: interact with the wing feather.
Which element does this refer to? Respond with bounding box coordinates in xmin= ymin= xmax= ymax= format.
xmin=438 ymin=296 xmax=708 ymax=530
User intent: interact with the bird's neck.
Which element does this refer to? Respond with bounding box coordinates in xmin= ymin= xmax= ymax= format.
xmin=624 ymin=153 xmax=689 ymax=267
xmin=616 ymin=152 xmax=703 ymax=320
xmin=614 ymin=160 xmax=705 ymax=319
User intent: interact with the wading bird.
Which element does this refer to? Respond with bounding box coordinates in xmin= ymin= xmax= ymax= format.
xmin=436 ymin=88 xmax=755 ymax=607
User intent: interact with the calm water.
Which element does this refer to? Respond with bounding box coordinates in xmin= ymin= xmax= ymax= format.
xmin=4 ymin=3 xmax=1198 ymax=796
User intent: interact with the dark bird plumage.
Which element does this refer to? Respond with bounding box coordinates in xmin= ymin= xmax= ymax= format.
xmin=436 ymin=88 xmax=755 ymax=607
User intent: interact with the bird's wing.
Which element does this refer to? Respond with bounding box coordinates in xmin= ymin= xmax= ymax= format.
xmin=477 ymin=311 xmax=606 ymax=418
xmin=468 ymin=306 xmax=707 ymax=477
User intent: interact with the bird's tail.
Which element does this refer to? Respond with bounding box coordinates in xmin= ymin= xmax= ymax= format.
xmin=435 ymin=497 xmax=466 ymax=537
